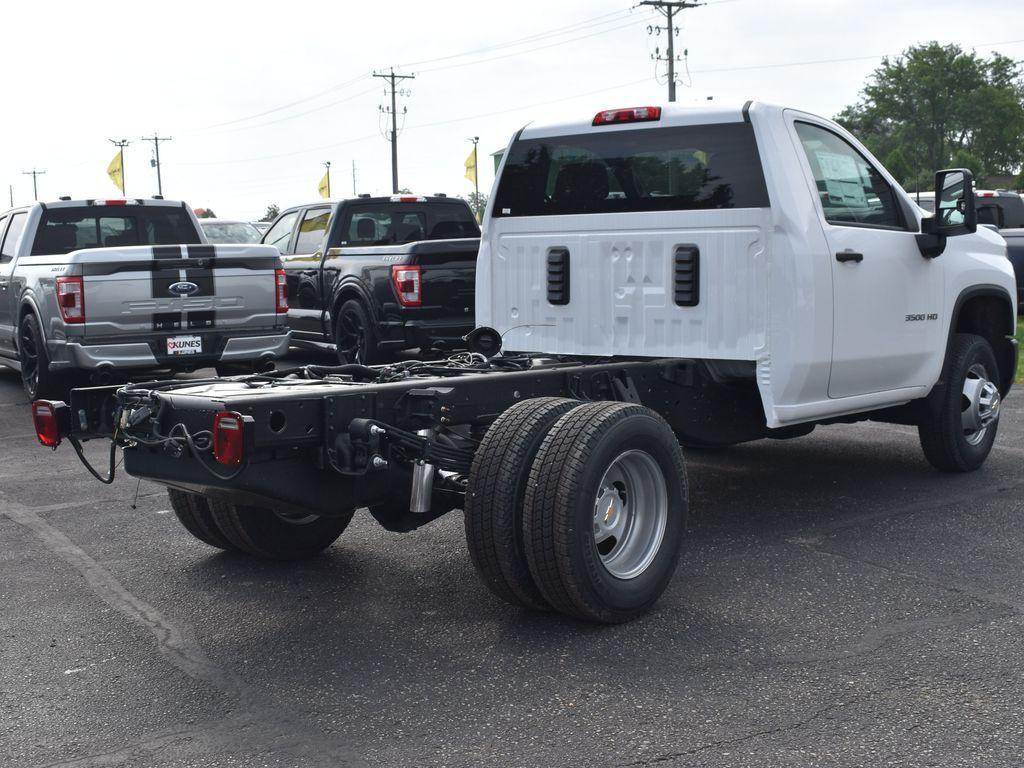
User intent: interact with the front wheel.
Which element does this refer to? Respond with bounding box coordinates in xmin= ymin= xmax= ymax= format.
xmin=209 ymin=501 xmax=354 ymax=559
xmin=918 ymin=333 xmax=1002 ymax=472
xmin=523 ymin=402 xmax=689 ymax=624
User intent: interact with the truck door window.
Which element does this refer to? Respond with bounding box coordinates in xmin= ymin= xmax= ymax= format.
xmin=1 ymin=213 xmax=27 ymax=262
xmin=0 ymin=216 xmax=9 ymax=263
xmin=294 ymin=208 xmax=331 ymax=254
xmin=794 ymin=122 xmax=904 ymax=230
xmin=264 ymin=210 xmax=299 ymax=254
xmin=493 ymin=122 xmax=769 ymax=216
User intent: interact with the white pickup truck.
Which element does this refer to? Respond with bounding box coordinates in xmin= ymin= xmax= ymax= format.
xmin=36 ymin=101 xmax=1016 ymax=624
xmin=0 ymin=198 xmax=290 ymax=398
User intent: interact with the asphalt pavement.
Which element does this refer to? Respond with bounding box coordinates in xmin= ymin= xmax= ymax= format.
xmin=2 ymin=357 xmax=1024 ymax=767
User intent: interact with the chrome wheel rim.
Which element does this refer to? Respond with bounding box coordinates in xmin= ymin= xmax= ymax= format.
xmin=961 ymin=362 xmax=1000 ymax=446
xmin=592 ymin=450 xmax=668 ymax=580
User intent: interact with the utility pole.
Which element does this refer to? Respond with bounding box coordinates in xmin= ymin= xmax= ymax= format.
xmin=324 ymin=161 xmax=331 ymax=197
xmin=108 ymin=139 xmax=130 ymax=195
xmin=642 ymin=0 xmax=703 ymax=102
xmin=21 ymin=169 xmax=46 ymax=201
xmin=8 ymin=185 xmax=13 ymax=207
xmin=373 ymin=67 xmax=415 ymax=193
xmin=140 ymin=133 xmax=172 ymax=196
xmin=352 ymin=160 xmax=357 ymax=195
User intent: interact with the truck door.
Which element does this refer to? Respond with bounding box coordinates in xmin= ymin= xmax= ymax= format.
xmin=288 ymin=206 xmax=331 ymax=339
xmin=791 ymin=119 xmax=943 ymax=399
xmin=0 ymin=212 xmax=25 ymax=357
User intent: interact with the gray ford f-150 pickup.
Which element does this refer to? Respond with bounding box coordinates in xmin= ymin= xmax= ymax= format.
xmin=0 ymin=198 xmax=291 ymax=398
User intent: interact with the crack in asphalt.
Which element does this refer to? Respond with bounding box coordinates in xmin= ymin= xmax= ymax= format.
xmin=2 ymin=497 xmax=362 ymax=768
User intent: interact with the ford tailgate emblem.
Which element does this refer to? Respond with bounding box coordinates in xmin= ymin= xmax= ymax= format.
xmin=169 ymin=281 xmax=199 ymax=296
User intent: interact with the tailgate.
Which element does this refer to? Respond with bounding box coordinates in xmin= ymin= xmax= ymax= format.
xmin=405 ymin=238 xmax=478 ymax=313
xmin=75 ymin=244 xmax=282 ymax=338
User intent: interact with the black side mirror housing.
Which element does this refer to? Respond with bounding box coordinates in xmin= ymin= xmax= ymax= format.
xmin=917 ymin=168 xmax=977 ymax=258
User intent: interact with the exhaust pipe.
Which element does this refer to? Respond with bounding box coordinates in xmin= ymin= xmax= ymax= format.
xmin=410 ymin=429 xmax=435 ymax=514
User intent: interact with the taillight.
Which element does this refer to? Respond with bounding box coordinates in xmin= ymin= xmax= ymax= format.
xmin=274 ymin=268 xmax=288 ymax=313
xmin=391 ymin=265 xmax=422 ymax=307
xmin=592 ymin=106 xmax=662 ymax=126
xmin=213 ymin=411 xmax=245 ymax=467
xmin=390 ymin=195 xmax=426 ymax=203
xmin=32 ymin=400 xmax=62 ymax=448
xmin=56 ymin=276 xmax=85 ymax=324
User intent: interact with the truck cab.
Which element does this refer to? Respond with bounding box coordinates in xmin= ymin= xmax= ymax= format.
xmin=479 ymin=101 xmax=1016 ymax=433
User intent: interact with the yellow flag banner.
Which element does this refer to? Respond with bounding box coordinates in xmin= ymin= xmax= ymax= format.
xmin=464 ymin=147 xmax=476 ymax=186
xmin=318 ymin=171 xmax=330 ymax=199
xmin=107 ymin=152 xmax=124 ymax=193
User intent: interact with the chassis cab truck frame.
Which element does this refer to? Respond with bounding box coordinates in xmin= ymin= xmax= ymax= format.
xmin=38 ymin=101 xmax=1016 ymax=624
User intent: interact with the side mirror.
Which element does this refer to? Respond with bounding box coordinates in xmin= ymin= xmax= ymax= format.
xmin=917 ymin=168 xmax=976 ymax=258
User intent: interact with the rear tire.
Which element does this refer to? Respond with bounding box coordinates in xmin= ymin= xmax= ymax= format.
xmin=18 ymin=313 xmax=68 ymax=400
xmin=918 ymin=333 xmax=1002 ymax=473
xmin=209 ymin=500 xmax=354 ymax=559
xmin=523 ymin=402 xmax=688 ymax=624
xmin=167 ymin=489 xmax=238 ymax=551
xmin=335 ymin=299 xmax=386 ymax=366
xmin=464 ymin=397 xmax=583 ymax=611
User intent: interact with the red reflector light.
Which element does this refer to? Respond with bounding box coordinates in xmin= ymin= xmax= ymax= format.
xmin=213 ymin=411 xmax=245 ymax=467
xmin=102 ymin=199 xmax=128 ymax=206
xmin=32 ymin=400 xmax=61 ymax=448
xmin=391 ymin=265 xmax=422 ymax=307
xmin=592 ymin=106 xmax=662 ymax=126
xmin=979 ymin=192 xmax=995 ymax=197
xmin=274 ymin=268 xmax=288 ymax=313
xmin=56 ymin=276 xmax=85 ymax=324
xmin=390 ymin=195 xmax=426 ymax=203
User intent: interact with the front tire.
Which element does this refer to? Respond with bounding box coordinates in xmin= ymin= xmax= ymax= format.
xmin=918 ymin=333 xmax=1002 ymax=473
xmin=464 ymin=397 xmax=583 ymax=611
xmin=209 ymin=501 xmax=354 ymax=559
xmin=523 ymin=402 xmax=688 ymax=624
xmin=335 ymin=299 xmax=385 ymax=365
xmin=18 ymin=313 xmax=67 ymax=400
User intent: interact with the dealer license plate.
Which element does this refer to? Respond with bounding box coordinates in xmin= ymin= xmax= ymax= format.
xmin=166 ymin=335 xmax=203 ymax=356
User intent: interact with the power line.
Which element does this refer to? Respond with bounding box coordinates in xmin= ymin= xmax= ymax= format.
xmin=374 ymin=68 xmax=415 ymax=193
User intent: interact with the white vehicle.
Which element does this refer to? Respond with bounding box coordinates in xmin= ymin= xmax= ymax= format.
xmin=39 ymin=102 xmax=1016 ymax=624
xmin=198 ymin=218 xmax=264 ymax=244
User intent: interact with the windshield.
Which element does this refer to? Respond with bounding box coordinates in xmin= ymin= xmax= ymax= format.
xmin=31 ymin=206 xmax=201 ymax=255
xmin=201 ymin=221 xmax=263 ymax=244
xmin=493 ymin=122 xmax=770 ymax=217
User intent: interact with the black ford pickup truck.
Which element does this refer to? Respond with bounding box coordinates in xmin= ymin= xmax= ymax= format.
xmin=262 ymin=194 xmax=479 ymax=363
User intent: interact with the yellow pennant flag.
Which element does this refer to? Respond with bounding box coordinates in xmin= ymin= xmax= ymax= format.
xmin=464 ymin=147 xmax=477 ymax=186
xmin=318 ymin=171 xmax=330 ymax=199
xmin=107 ymin=151 xmax=124 ymax=193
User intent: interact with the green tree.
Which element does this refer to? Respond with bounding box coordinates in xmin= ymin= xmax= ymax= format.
xmin=836 ymin=43 xmax=1024 ymax=188
xmin=467 ymin=191 xmax=488 ymax=222
xmin=260 ymin=204 xmax=280 ymax=222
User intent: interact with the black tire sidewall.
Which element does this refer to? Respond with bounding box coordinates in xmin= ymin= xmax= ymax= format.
xmin=19 ymin=314 xmax=51 ymax=400
xmin=933 ymin=335 xmax=1000 ymax=470
xmin=211 ymin=500 xmax=353 ymax=559
xmin=562 ymin=413 xmax=687 ymax=617
xmin=335 ymin=300 xmax=381 ymax=365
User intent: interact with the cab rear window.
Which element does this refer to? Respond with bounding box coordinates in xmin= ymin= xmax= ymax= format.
xmin=31 ymin=206 xmax=201 ymax=255
xmin=340 ymin=203 xmax=480 ymax=246
xmin=493 ymin=122 xmax=770 ymax=217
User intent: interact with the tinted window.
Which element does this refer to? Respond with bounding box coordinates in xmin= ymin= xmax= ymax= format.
xmin=977 ymin=195 xmax=1024 ymax=229
xmin=0 ymin=215 xmax=9 ymax=263
xmin=263 ymin=210 xmax=299 ymax=253
xmin=294 ymin=208 xmax=331 ymax=253
xmin=31 ymin=206 xmax=200 ymax=256
xmin=795 ymin=122 xmax=904 ymax=229
xmin=493 ymin=123 xmax=769 ymax=217
xmin=2 ymin=213 xmax=28 ymax=261
xmin=340 ymin=203 xmax=479 ymax=245
xmin=201 ymin=221 xmax=263 ymax=244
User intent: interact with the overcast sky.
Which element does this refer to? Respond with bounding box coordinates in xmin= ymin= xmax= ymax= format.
xmin=1 ymin=0 xmax=1021 ymax=219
